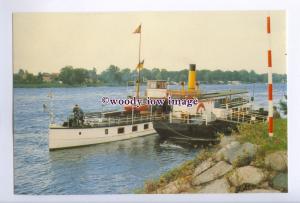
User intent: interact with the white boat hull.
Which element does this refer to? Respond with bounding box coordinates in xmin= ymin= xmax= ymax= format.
xmin=48 ymin=122 xmax=156 ymax=150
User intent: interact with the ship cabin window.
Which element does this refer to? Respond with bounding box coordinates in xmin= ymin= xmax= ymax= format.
xmin=147 ymin=81 xmax=167 ymax=89
xmin=105 ymin=129 xmax=108 ymax=134
xmin=214 ymin=100 xmax=221 ymax=108
xmin=118 ymin=127 xmax=125 ymax=134
xmin=132 ymin=125 xmax=138 ymax=132
xmin=144 ymin=124 xmax=149 ymax=129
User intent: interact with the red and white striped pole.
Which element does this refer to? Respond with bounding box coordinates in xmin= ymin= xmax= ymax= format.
xmin=267 ymin=15 xmax=273 ymax=137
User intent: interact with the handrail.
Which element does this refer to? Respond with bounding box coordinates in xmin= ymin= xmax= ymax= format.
xmin=83 ymin=114 xmax=166 ymax=128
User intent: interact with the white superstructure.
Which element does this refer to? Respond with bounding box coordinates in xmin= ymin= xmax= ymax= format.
xmin=49 ymin=121 xmax=155 ymax=150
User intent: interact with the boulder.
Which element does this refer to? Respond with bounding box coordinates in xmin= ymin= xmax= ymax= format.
xmin=193 ymin=158 xmax=215 ymax=177
xmin=215 ymin=141 xmax=257 ymax=166
xmin=229 ymin=142 xmax=257 ymax=166
xmin=228 ymin=166 xmax=266 ymax=187
xmin=192 ymin=161 xmax=233 ymax=186
xmin=157 ymin=179 xmax=191 ymax=194
xmin=271 ymin=172 xmax=288 ymax=191
xmin=215 ymin=148 xmax=226 ymax=161
xmin=215 ymin=141 xmax=241 ymax=161
xmin=196 ymin=178 xmax=230 ymax=193
xmin=260 ymin=181 xmax=270 ymax=189
xmin=241 ymin=189 xmax=280 ymax=193
xmin=219 ymin=135 xmax=237 ymax=148
xmin=265 ymin=151 xmax=287 ymax=171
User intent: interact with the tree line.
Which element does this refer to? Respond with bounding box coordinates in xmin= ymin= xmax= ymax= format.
xmin=13 ymin=65 xmax=287 ymax=86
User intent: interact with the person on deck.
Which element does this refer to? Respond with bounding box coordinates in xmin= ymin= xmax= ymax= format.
xmin=273 ymin=106 xmax=281 ymax=119
xmin=73 ymin=104 xmax=84 ymax=126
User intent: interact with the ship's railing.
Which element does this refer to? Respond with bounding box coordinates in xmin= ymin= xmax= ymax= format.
xmin=167 ymin=113 xmax=208 ymax=125
xmin=83 ymin=113 xmax=166 ymax=128
xmin=165 ymin=108 xmax=267 ymax=126
xmin=218 ymin=110 xmax=267 ymax=124
xmin=218 ymin=99 xmax=249 ymax=108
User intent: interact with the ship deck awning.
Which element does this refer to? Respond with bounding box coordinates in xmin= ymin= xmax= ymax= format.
xmin=200 ymin=90 xmax=249 ymax=99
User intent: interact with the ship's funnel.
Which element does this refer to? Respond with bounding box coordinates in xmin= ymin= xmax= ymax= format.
xmin=188 ymin=64 xmax=196 ymax=90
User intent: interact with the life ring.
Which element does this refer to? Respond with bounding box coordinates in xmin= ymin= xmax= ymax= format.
xmin=196 ymin=102 xmax=205 ymax=113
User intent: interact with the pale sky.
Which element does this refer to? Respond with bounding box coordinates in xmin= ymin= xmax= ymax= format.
xmin=13 ymin=11 xmax=286 ymax=74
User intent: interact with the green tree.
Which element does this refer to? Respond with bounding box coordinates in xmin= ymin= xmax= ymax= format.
xmin=99 ymin=65 xmax=121 ymax=85
xmin=59 ymin=66 xmax=75 ymax=85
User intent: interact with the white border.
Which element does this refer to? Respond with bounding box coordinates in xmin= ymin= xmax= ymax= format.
xmin=1 ymin=0 xmax=300 ymax=202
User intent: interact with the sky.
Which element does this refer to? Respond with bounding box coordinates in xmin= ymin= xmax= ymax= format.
xmin=13 ymin=11 xmax=286 ymax=74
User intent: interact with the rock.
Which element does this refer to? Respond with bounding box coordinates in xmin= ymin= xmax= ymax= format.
xmin=271 ymin=172 xmax=288 ymax=191
xmin=193 ymin=158 xmax=215 ymax=177
xmin=228 ymin=166 xmax=266 ymax=187
xmin=157 ymin=181 xmax=178 ymax=194
xmin=241 ymin=189 xmax=280 ymax=193
xmin=158 ymin=179 xmax=191 ymax=194
xmin=226 ymin=141 xmax=241 ymax=150
xmin=215 ymin=141 xmax=257 ymax=167
xmin=219 ymin=135 xmax=237 ymax=148
xmin=215 ymin=148 xmax=226 ymax=161
xmin=229 ymin=142 xmax=257 ymax=166
xmin=192 ymin=161 xmax=233 ymax=186
xmin=260 ymin=181 xmax=270 ymax=189
xmin=215 ymin=141 xmax=241 ymax=161
xmin=265 ymin=151 xmax=287 ymax=171
xmin=196 ymin=178 xmax=230 ymax=193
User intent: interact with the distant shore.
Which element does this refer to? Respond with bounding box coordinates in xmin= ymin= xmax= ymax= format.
xmin=14 ymin=83 xmax=106 ymax=88
xmin=13 ymin=82 xmax=287 ymax=88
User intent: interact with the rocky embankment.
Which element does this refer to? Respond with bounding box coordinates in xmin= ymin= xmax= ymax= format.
xmin=145 ymin=135 xmax=288 ymax=194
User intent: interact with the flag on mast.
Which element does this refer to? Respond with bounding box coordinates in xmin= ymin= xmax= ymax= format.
xmin=136 ymin=59 xmax=144 ymax=69
xmin=133 ymin=24 xmax=142 ymax=34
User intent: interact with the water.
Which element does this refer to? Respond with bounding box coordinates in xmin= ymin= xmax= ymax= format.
xmin=13 ymin=83 xmax=286 ymax=194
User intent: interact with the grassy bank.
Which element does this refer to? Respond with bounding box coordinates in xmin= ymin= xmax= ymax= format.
xmin=140 ymin=118 xmax=287 ymax=193
xmin=237 ymin=118 xmax=287 ymax=153
xmin=139 ymin=150 xmax=214 ymax=193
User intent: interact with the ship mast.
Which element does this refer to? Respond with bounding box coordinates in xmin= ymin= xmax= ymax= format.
xmin=133 ymin=24 xmax=143 ymax=99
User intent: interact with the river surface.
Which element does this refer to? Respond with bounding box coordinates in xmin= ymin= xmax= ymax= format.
xmin=13 ymin=83 xmax=286 ymax=194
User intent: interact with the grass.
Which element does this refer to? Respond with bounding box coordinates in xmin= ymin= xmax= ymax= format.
xmin=142 ymin=149 xmax=213 ymax=193
xmin=236 ymin=118 xmax=287 ymax=153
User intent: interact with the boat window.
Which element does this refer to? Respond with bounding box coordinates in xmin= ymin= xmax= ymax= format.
xmin=147 ymin=81 xmax=167 ymax=89
xmin=118 ymin=127 xmax=125 ymax=134
xmin=144 ymin=124 xmax=149 ymax=129
xmin=214 ymin=101 xmax=221 ymax=108
xmin=105 ymin=129 xmax=108 ymax=134
xmin=132 ymin=125 xmax=138 ymax=132
xmin=157 ymin=81 xmax=166 ymax=89
xmin=147 ymin=81 xmax=156 ymax=89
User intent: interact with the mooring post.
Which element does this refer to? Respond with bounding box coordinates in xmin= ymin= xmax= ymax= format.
xmin=267 ymin=15 xmax=273 ymax=137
